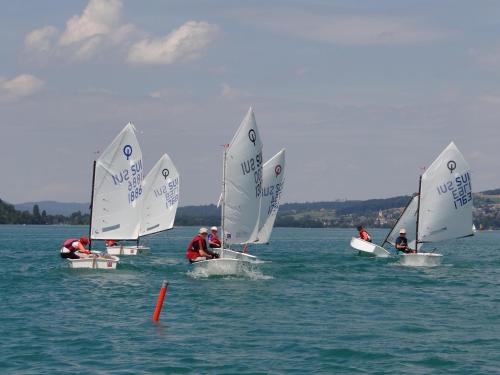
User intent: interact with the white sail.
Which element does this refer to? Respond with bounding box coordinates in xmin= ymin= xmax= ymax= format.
xmin=255 ymin=149 xmax=286 ymax=244
xmin=139 ymin=153 xmax=180 ymax=237
xmin=385 ymin=195 xmax=419 ymax=249
xmin=223 ymin=107 xmax=263 ymax=244
xmin=418 ymin=142 xmax=473 ymax=243
xmin=91 ymin=123 xmax=144 ymax=240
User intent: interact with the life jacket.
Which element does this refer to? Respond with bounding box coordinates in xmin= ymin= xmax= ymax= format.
xmin=186 ymin=235 xmax=207 ymax=260
xmin=360 ymin=230 xmax=371 ymax=241
xmin=63 ymin=238 xmax=79 ymax=252
xmin=208 ymin=233 xmax=221 ymax=247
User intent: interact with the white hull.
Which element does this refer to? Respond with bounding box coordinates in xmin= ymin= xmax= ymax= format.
xmin=350 ymin=237 xmax=391 ymax=258
xmin=67 ymin=252 xmax=120 ymax=269
xmin=399 ymin=252 xmax=442 ymax=267
xmin=106 ymin=245 xmax=150 ymax=256
xmin=216 ymin=248 xmax=259 ymax=262
xmin=190 ymin=258 xmax=255 ymax=276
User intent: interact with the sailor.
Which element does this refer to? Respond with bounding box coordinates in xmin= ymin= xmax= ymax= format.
xmin=395 ymin=228 xmax=416 ymax=254
xmin=208 ymin=226 xmax=222 ymax=248
xmin=60 ymin=236 xmax=92 ymax=259
xmin=105 ymin=240 xmax=118 ymax=247
xmin=357 ymin=225 xmax=372 ymax=242
xmin=186 ymin=228 xmax=218 ymax=263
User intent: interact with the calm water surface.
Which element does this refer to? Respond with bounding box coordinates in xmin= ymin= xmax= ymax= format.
xmin=0 ymin=226 xmax=499 ymax=374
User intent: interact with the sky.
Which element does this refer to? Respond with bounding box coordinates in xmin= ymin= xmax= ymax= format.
xmin=1 ymin=0 xmax=500 ymax=205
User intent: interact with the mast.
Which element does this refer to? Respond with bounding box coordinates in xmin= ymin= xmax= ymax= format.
xmin=88 ymin=160 xmax=97 ymax=251
xmin=381 ymin=194 xmax=414 ymax=247
xmin=415 ymin=175 xmax=423 ymax=252
xmin=220 ymin=145 xmax=228 ymax=254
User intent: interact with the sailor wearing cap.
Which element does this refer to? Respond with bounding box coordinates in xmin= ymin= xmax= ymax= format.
xmin=395 ymin=228 xmax=416 ymax=254
xmin=186 ymin=227 xmax=219 ymax=262
xmin=208 ymin=226 xmax=222 ymax=248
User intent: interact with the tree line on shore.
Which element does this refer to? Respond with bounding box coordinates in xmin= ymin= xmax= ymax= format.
xmin=2 ymin=195 xmax=499 ymax=229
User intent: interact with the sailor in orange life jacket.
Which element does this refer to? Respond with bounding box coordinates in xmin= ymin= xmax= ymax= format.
xmin=186 ymin=227 xmax=219 ymax=263
xmin=208 ymin=226 xmax=222 ymax=248
xmin=105 ymin=240 xmax=118 ymax=247
xmin=357 ymin=225 xmax=372 ymax=242
xmin=60 ymin=236 xmax=92 ymax=259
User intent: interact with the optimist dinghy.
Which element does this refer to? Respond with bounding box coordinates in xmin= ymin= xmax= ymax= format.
xmin=191 ymin=108 xmax=264 ymax=275
xmin=351 ymin=194 xmax=422 ymax=258
xmin=399 ymin=142 xmax=473 ymax=267
xmin=106 ymin=153 xmax=180 ymax=255
xmin=89 ymin=123 xmax=144 ymax=261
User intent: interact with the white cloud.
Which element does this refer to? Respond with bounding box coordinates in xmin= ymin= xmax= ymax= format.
xmin=25 ymin=0 xmax=140 ymax=62
xmin=245 ymin=10 xmax=451 ymax=46
xmin=127 ymin=21 xmax=218 ymax=65
xmin=25 ymin=1 xmax=218 ymax=64
xmin=59 ymin=0 xmax=122 ymax=46
xmin=0 ymin=74 xmax=44 ymax=101
xmin=25 ymin=26 xmax=59 ymax=53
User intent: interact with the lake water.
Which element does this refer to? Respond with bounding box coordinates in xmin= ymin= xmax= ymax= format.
xmin=1 ymin=225 xmax=499 ymax=374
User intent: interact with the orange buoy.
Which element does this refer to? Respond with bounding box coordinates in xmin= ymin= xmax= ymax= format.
xmin=152 ymin=280 xmax=169 ymax=322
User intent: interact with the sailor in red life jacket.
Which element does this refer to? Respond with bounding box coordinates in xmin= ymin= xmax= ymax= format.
xmin=357 ymin=225 xmax=372 ymax=242
xmin=105 ymin=240 xmax=118 ymax=247
xmin=186 ymin=227 xmax=219 ymax=263
xmin=60 ymin=236 xmax=92 ymax=259
xmin=208 ymin=226 xmax=222 ymax=248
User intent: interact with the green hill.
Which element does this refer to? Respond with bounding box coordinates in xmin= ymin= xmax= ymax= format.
xmin=2 ymin=188 xmax=500 ymax=228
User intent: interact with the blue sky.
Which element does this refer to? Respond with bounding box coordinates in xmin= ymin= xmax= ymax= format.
xmin=1 ymin=0 xmax=500 ymax=205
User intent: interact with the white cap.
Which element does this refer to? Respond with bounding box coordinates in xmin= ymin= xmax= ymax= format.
xmin=199 ymin=227 xmax=208 ymax=234
xmin=211 ymin=226 xmax=218 ymax=231
xmin=399 ymin=228 xmax=406 ymax=234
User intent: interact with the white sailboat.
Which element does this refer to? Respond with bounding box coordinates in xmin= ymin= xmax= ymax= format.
xmin=106 ymin=153 xmax=180 ymax=255
xmin=255 ymin=148 xmax=286 ymax=244
xmin=350 ymin=194 xmax=419 ymax=258
xmin=68 ymin=123 xmax=142 ymax=268
xmin=69 ymin=122 xmax=143 ymax=267
xmin=350 ymin=237 xmax=391 ymax=258
xmin=191 ymin=108 xmax=263 ymax=275
xmin=400 ymin=142 xmax=473 ymax=266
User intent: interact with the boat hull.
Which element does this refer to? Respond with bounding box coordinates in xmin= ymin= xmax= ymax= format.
xmin=399 ymin=252 xmax=442 ymax=267
xmin=190 ymin=258 xmax=255 ymax=276
xmin=106 ymin=245 xmax=149 ymax=256
xmin=215 ymin=248 xmax=259 ymax=262
xmin=350 ymin=237 xmax=391 ymax=258
xmin=67 ymin=253 xmax=120 ymax=269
